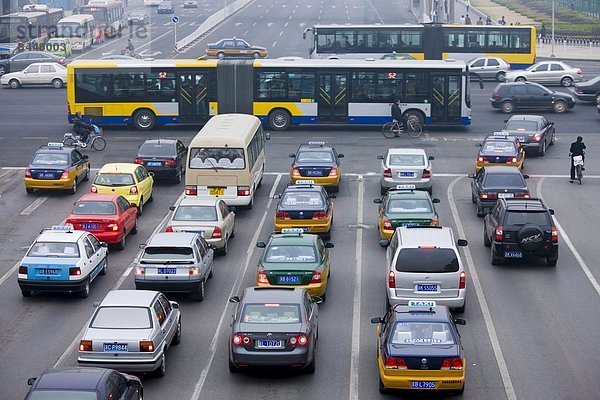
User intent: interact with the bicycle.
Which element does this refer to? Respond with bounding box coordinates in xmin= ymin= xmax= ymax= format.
xmin=63 ymin=125 xmax=106 ymax=151
xmin=382 ymin=116 xmax=423 ymax=139
xmin=573 ymin=154 xmax=584 ymax=185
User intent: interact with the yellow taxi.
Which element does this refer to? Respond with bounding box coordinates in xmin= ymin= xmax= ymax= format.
xmin=476 ymin=133 xmax=525 ymax=171
xmin=289 ymin=142 xmax=344 ymax=192
xmin=205 ymin=38 xmax=268 ymax=59
xmin=24 ymin=143 xmax=90 ymax=195
xmin=91 ymin=163 xmax=154 ymax=215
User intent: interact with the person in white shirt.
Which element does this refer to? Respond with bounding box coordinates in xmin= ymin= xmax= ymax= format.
xmin=459 ymin=14 xmax=466 ymax=24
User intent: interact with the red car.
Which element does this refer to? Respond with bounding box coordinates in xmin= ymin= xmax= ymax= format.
xmin=66 ymin=193 xmax=138 ymax=249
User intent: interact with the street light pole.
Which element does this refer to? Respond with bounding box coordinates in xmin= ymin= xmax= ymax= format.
xmin=551 ymin=0 xmax=555 ymax=57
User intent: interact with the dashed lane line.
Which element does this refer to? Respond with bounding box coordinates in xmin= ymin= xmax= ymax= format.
xmin=20 ymin=197 xmax=48 ymax=216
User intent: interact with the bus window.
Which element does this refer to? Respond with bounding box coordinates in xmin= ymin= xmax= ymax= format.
xmin=316 ymin=30 xmax=336 ymax=53
xmin=376 ymin=72 xmax=403 ymax=102
xmin=189 ymin=148 xmax=246 ymax=170
xmin=256 ymin=71 xmax=286 ymax=100
xmin=404 ymin=73 xmax=429 ymax=103
xmin=335 ymin=30 xmax=355 ymax=52
xmin=351 ymin=71 xmax=376 ymax=102
xmin=288 ymin=72 xmax=315 ymax=101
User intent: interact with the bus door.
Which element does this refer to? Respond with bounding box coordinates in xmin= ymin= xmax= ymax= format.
xmin=179 ymin=72 xmax=210 ymax=123
xmin=430 ymin=73 xmax=462 ymax=124
xmin=317 ymin=73 xmax=348 ymax=123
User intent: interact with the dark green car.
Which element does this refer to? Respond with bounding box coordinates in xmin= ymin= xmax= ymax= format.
xmin=256 ymin=229 xmax=333 ymax=300
xmin=374 ymin=189 xmax=440 ymax=241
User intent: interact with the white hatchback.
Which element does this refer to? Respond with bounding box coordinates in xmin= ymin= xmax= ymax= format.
xmin=0 ymin=62 xmax=67 ymax=89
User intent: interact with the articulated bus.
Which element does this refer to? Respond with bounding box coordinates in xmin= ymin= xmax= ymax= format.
xmin=303 ymin=24 xmax=536 ymax=68
xmin=66 ymin=58 xmax=473 ymax=130
xmin=79 ymin=0 xmax=124 ymax=39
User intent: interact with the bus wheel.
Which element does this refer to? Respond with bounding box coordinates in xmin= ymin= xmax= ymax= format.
xmin=268 ymin=109 xmax=291 ymax=130
xmin=133 ymin=109 xmax=156 ymax=130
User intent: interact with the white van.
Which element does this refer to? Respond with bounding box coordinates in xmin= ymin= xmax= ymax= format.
xmin=57 ymin=14 xmax=97 ymax=51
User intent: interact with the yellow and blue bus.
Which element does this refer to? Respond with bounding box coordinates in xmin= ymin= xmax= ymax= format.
xmin=66 ymin=58 xmax=473 ymax=130
xmin=304 ymin=24 xmax=536 ymax=69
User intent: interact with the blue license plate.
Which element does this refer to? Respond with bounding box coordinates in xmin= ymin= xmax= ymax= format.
xmin=416 ymin=284 xmax=439 ymax=292
xmin=403 ymin=223 xmax=419 ymax=227
xmin=400 ymin=172 xmax=415 ymax=177
xmin=505 ymin=251 xmax=522 ymax=258
xmin=83 ymin=223 xmax=99 ymax=230
xmin=306 ymin=170 xmax=322 ymax=177
xmin=40 ymin=173 xmax=55 ymax=179
xmin=256 ymin=340 xmax=283 ymax=349
xmin=410 ymin=381 xmax=436 ymax=389
xmin=294 ymin=227 xmax=309 ymax=232
xmin=278 ymin=275 xmax=300 ymax=284
xmin=158 ymin=268 xmax=177 ymax=274
xmin=38 ymin=268 xmax=60 ymax=275
xmin=103 ymin=343 xmax=128 ymax=352
xmin=147 ymin=161 xmax=162 ymax=167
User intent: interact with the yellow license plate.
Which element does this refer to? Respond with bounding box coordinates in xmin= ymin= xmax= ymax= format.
xmin=209 ymin=187 xmax=225 ymax=196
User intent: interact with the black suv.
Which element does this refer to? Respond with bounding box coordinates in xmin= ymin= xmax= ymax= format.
xmin=483 ymin=198 xmax=558 ymax=266
xmin=490 ymin=82 xmax=576 ymax=114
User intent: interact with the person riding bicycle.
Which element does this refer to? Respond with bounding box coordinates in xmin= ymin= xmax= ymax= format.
xmin=73 ymin=112 xmax=94 ymax=145
xmin=569 ymin=136 xmax=586 ymax=183
xmin=391 ymin=99 xmax=407 ymax=131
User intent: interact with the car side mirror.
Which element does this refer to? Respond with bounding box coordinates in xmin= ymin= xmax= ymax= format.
xmin=92 ymin=301 xmax=100 ymax=307
xmin=256 ymin=242 xmax=266 ymax=248
xmin=504 ymin=119 xmax=508 ymax=123
xmin=101 ymin=242 xmax=108 ymax=248
xmin=128 ymin=379 xmax=141 ymax=388
xmin=468 ymin=174 xmax=476 ymax=178
xmin=229 ymin=296 xmax=240 ymax=303
xmin=379 ymin=239 xmax=390 ymax=247
xmin=139 ymin=244 xmax=146 ymax=249
xmin=377 ymin=155 xmax=384 ymax=160
xmin=454 ymin=318 xmax=466 ymax=326
xmin=329 ymin=194 xmax=336 ymax=199
xmin=22 ymin=70 xmax=28 ymax=74
xmin=432 ymin=198 xmax=440 ymax=203
xmin=549 ymin=122 xmax=555 ymax=126
xmin=457 ymin=239 xmax=468 ymax=247
xmin=523 ymin=174 xmax=530 ymax=179
xmin=543 ymin=92 xmax=549 ymax=96
xmin=169 ymin=206 xmax=175 ymax=211
xmin=273 ymin=194 xmax=281 ymax=199
xmin=476 ymin=143 xmax=482 ymax=147
xmin=27 ymin=377 xmax=37 ymax=386
xmin=370 ymin=317 xmax=383 ymax=324
xmin=428 ymin=156 xmax=435 ymax=160
xmin=337 ymin=154 xmax=344 ymax=158
xmin=312 ymin=296 xmax=323 ymax=304
xmin=289 ymin=153 xmax=296 ymax=158
xmin=549 ymin=209 xmax=555 ymax=215
xmin=325 ymin=242 xmax=334 ymax=248
xmin=373 ymin=198 xmax=382 ymax=204
xmin=82 ymin=154 xmax=89 ymax=159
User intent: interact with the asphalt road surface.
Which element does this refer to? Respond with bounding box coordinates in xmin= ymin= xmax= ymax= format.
xmin=1 ymin=0 xmax=600 ymax=399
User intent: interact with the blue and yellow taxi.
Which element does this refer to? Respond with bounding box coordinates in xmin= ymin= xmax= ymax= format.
xmin=256 ymin=229 xmax=334 ymax=299
xmin=476 ymin=133 xmax=525 ymax=171
xmin=371 ymin=300 xmax=466 ymax=395
xmin=17 ymin=225 xmax=108 ymax=298
xmin=24 ymin=143 xmax=90 ymax=195
xmin=289 ymin=142 xmax=344 ymax=192
xmin=274 ymin=181 xmax=334 ymax=240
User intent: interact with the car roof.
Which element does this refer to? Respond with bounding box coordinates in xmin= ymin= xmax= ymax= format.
xmin=298 ymin=144 xmax=334 ymax=151
xmin=146 ymin=232 xmax=197 ymax=246
xmin=268 ymin=233 xmax=318 ymax=245
xmin=100 ymin=290 xmax=158 ymax=307
xmin=242 ymin=286 xmax=305 ymax=302
xmin=482 ymin=166 xmax=523 ymax=174
xmin=387 ymin=148 xmax=427 ymax=155
xmin=141 ymin=139 xmax=178 ymax=145
xmin=76 ymin=193 xmax=120 ymax=202
xmin=386 ymin=189 xmax=431 ymax=199
xmin=284 ymin=184 xmax=324 ymax=192
xmin=507 ymin=115 xmax=544 ymax=122
xmin=396 ymin=226 xmax=454 ymax=247
xmin=501 ymin=198 xmax=547 ymax=211
xmin=35 ymin=146 xmax=72 ymax=154
xmin=390 ymin=305 xmax=451 ymax=322
xmin=177 ymin=196 xmax=219 ymax=207
xmin=37 ymin=229 xmax=88 ymax=243
xmin=98 ymin=163 xmax=139 ymax=173
xmin=34 ymin=367 xmax=110 ymax=390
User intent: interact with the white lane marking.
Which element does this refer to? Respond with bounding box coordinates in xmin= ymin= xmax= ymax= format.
xmin=163 ymin=22 xmax=171 ymax=26
xmin=0 ymin=262 xmax=20 ymax=287
xmin=279 ymin=30 xmax=284 ymax=36
xmin=190 ymin=174 xmax=283 ymax=400
xmin=348 ymin=174 xmax=364 ymax=400
xmin=20 ymin=197 xmax=48 ymax=216
xmin=22 ymin=136 xmax=49 ymax=140
xmin=243 ymin=30 xmax=249 ymax=35
xmin=536 ymin=177 xmax=600 ymax=298
xmin=448 ymin=176 xmax=517 ymax=400
xmin=272 ymin=41 xmax=277 ymax=47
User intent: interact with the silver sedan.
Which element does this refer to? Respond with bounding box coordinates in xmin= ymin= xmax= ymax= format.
xmin=468 ymin=56 xmax=510 ymax=82
xmin=378 ymin=149 xmax=434 ymax=195
xmin=77 ymin=290 xmax=181 ymax=377
xmin=504 ymin=61 xmax=582 ymax=87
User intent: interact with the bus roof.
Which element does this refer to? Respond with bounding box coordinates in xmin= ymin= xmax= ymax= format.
xmin=189 ymin=114 xmax=262 ymax=148
xmin=0 ymin=10 xmax=62 ymax=19
xmin=312 ymin=24 xmax=534 ymax=29
xmin=58 ymin=14 xmax=95 ymax=23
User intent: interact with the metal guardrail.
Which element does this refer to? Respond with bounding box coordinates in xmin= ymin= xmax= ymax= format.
xmin=539 ymin=37 xmax=600 ymax=46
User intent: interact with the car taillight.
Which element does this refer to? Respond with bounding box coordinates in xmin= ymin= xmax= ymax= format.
xmin=329 ymin=166 xmax=338 ymax=177
xmin=129 ymin=186 xmax=138 ymax=195
xmin=276 ymin=211 xmax=290 ymax=220
xmin=91 ymin=185 xmax=97 ymax=193
xmin=552 ymin=226 xmax=558 ymax=242
xmin=69 ymin=267 xmax=81 ymax=276
xmin=383 ymin=219 xmax=393 ymax=230
xmin=313 ymin=211 xmax=327 ymax=220
xmin=60 ymin=170 xmax=70 ymax=180
xmin=430 ymin=219 xmax=439 ymax=226
xmin=289 ymin=334 xmax=309 ymax=346
xmin=384 ymin=356 xmax=407 ymax=369
xmin=106 ymin=223 xmax=118 ymax=231
xmin=383 ymin=168 xmax=392 ymax=178
xmin=18 ymin=266 xmax=27 ymax=274
xmin=211 ymin=226 xmax=222 ymax=239
xmin=533 ymin=134 xmax=542 ymax=142
xmin=576 ymin=69 xmax=582 ymax=75
xmin=310 ymin=271 xmax=321 ymax=283
xmin=136 ymin=267 xmax=145 ymax=275
xmin=478 ymin=156 xmax=488 ymax=163
xmin=139 ymin=340 xmax=154 ymax=352
xmin=232 ymin=334 xmax=252 ymax=346
xmin=575 ymin=87 xmax=583 ymax=94
xmin=480 ymin=192 xmax=497 ymax=200
xmin=422 ymin=169 xmax=431 ymax=179
xmin=57 ymin=58 xmax=65 ymax=64
xmin=185 ymin=185 xmax=197 ymax=195
xmin=441 ymin=358 xmax=464 ymax=370
xmin=165 ymin=226 xmax=173 ymax=232
xmin=79 ymin=340 xmax=92 ymax=352
xmin=492 ymin=93 xmax=501 ymax=100
xmin=388 ymin=270 xmax=395 ymax=288
xmin=257 ymin=269 xmax=269 ymax=284
xmin=515 ymin=193 xmax=530 ymax=198
xmin=189 ymin=267 xmax=199 ymax=276
xmin=165 ymin=159 xmax=176 ymax=167
xmin=508 ymin=157 xmax=518 ymax=163
xmin=459 ymin=271 xmax=466 ymax=289
xmin=237 ymin=186 xmax=250 ymax=196
xmin=25 ymin=168 xmax=31 ymax=178
xmin=291 ymin=167 xmax=301 ymax=177
xmin=495 ymin=226 xmax=503 ymax=241
xmin=134 ymin=157 xmax=144 ymax=164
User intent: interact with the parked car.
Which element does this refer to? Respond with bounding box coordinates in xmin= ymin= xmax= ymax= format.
xmin=183 ymin=0 xmax=198 ymax=7
xmin=134 ymin=138 xmax=187 ymax=183
xmin=469 ymin=166 xmax=530 ymax=217
xmin=378 ymin=149 xmax=434 ymax=195
xmin=0 ymin=51 xmax=66 ymax=76
xmin=46 ymin=37 xmax=73 ymax=57
xmin=206 ymin=38 xmax=268 ymax=59
xmin=1 ymin=62 xmax=66 ymax=89
xmin=500 ymin=115 xmax=556 ymax=156
xmin=572 ymin=75 xmax=600 ymax=105
xmin=490 ymin=82 xmax=576 ymax=113
xmin=157 ymin=1 xmax=174 ymax=13
xmin=468 ymin=56 xmax=510 ymax=81
xmin=504 ymin=61 xmax=582 ymax=87
xmin=128 ymin=9 xmax=149 ymax=24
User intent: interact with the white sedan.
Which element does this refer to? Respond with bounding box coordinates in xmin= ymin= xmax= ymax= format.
xmin=0 ymin=62 xmax=66 ymax=89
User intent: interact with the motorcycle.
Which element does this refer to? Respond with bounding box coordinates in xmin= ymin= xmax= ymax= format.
xmin=63 ymin=124 xmax=106 ymax=151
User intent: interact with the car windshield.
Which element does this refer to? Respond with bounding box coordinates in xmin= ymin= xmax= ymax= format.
xmin=387 ymin=199 xmax=433 ymax=213
xmin=189 ymin=147 xmax=246 ymax=169
xmin=390 ymin=322 xmax=455 ymax=345
xmin=173 ymin=205 xmax=217 ymax=221
xmin=281 ymin=191 xmax=324 ymax=207
xmin=504 ymin=120 xmax=539 ymax=131
xmin=31 ymin=153 xmax=68 ymax=166
xmin=584 ymin=76 xmax=600 ymax=85
xmin=131 ymin=11 xmax=145 ymax=16
xmin=143 ymin=246 xmax=194 ymax=260
xmin=28 ymin=391 xmax=98 ymax=400
xmin=296 ymin=150 xmax=334 ymax=163
xmin=505 ymin=211 xmax=550 ymax=226
xmin=241 ymin=304 xmax=301 ymax=324
xmin=484 ymin=173 xmax=525 ymax=187
xmin=388 ymin=154 xmax=425 ymax=166
xmin=91 ymin=307 xmax=152 ymax=329
xmin=27 ymin=241 xmax=80 ymax=258
xmin=138 ymin=142 xmax=175 ymax=157
xmin=265 ymin=245 xmax=317 ymax=262
xmin=395 ymin=248 xmax=459 ymax=273
xmin=481 ymin=141 xmax=516 ymax=156
xmin=93 ymin=173 xmax=135 ymax=186
xmin=72 ymin=201 xmax=116 ymax=215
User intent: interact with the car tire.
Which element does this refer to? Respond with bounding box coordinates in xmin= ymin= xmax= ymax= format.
xmin=268 ymin=108 xmax=291 ymax=130
xmin=133 ymin=109 xmax=156 ymax=130
xmin=21 ymin=289 xmax=32 ymax=297
xmin=490 ymin=246 xmax=502 ymax=265
xmin=131 ymin=218 xmax=138 ymax=234
xmin=456 ymin=383 xmax=465 ymax=395
xmin=427 ymin=187 xmax=432 ymax=195
xmin=501 ymin=101 xmax=514 ymax=113
xmin=208 ymin=263 xmax=214 ymax=279
xmin=538 ymin=140 xmax=547 ymax=157
xmin=454 ymin=301 xmax=465 ymax=314
xmin=517 ymin=224 xmax=545 ymax=253
xmin=331 ymin=184 xmax=339 ymax=193
xmin=228 ymin=357 xmax=240 ymax=373
xmin=100 ymin=257 xmax=108 ymax=275
xmin=219 ymin=239 xmax=228 ymax=256
xmin=515 ymin=76 xmax=527 ymax=82
xmin=320 ymin=292 xmax=327 ymax=302
xmin=553 ymin=100 xmax=567 ymax=113
xmin=175 ymin=167 xmax=183 ymax=184
xmin=304 ymin=356 xmax=316 ymax=374
xmin=245 ymin=195 xmax=254 ymax=210
xmin=8 ymin=79 xmax=20 ymax=89
xmin=191 ymin=280 xmax=205 ymax=301
xmin=70 ymin=179 xmax=77 ymax=195
xmin=78 ymin=279 xmax=90 ymax=298
xmin=0 ymin=65 xmax=6 ymax=76
xmin=83 ymin=166 xmax=90 ymax=181
xmin=26 ymin=188 xmax=34 ymax=194
xmin=148 ymin=193 xmax=154 ymax=203
xmin=116 ymin=230 xmax=126 ymax=250
xmin=594 ymin=93 xmax=600 ymax=106
xmin=379 ymin=377 xmax=390 ymax=394
xmin=471 ymin=192 xmax=477 ymax=203
xmin=52 ymin=78 xmax=63 ymax=89
xmin=560 ymin=76 xmax=573 ymax=87
xmin=380 ymin=186 xmax=387 ymax=196
xmin=173 ymin=318 xmax=182 ymax=345
xmin=547 ymin=256 xmax=558 ymax=267
xmin=217 ymin=52 xmax=225 ymax=59
xmin=550 ymin=131 xmax=555 ymax=145
xmin=322 ymin=230 xmax=331 ymax=241
xmin=230 ymin=228 xmax=235 ymax=239
xmin=476 ymin=205 xmax=485 ymax=218
xmin=137 ymin=198 xmax=144 ymax=216
xmin=252 ymin=52 xmax=261 ymax=59
xmin=483 ymin=226 xmax=491 ymax=247
xmin=155 ymin=353 xmax=166 ymax=377
xmin=495 ymin=71 xmax=506 ymax=82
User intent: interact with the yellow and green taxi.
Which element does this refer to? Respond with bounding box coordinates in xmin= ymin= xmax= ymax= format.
xmin=374 ymin=185 xmax=440 ymax=241
xmin=274 ymin=181 xmax=334 ymax=240
xmin=371 ymin=300 xmax=467 ymax=395
xmin=476 ymin=133 xmax=525 ymax=171
xmin=289 ymin=142 xmax=344 ymax=192
xmin=24 ymin=142 xmax=90 ymax=195
xmin=46 ymin=38 xmax=73 ymax=57
xmin=91 ymin=163 xmax=154 ymax=215
xmin=255 ymin=229 xmax=334 ymax=299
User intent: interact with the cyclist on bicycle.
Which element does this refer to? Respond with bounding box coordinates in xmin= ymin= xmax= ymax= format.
xmin=569 ymin=136 xmax=586 ymax=183
xmin=73 ymin=112 xmax=94 ymax=145
xmin=391 ymin=99 xmax=407 ymax=131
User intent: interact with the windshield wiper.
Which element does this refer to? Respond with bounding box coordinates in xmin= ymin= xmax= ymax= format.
xmin=206 ymin=158 xmax=218 ymax=173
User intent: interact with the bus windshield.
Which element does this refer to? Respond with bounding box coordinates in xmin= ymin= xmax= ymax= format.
xmin=188 ymin=147 xmax=246 ymax=170
xmin=80 ymin=8 xmax=107 ymax=25
xmin=57 ymin=22 xmax=85 ymax=37
xmin=0 ymin=18 xmax=29 ymax=42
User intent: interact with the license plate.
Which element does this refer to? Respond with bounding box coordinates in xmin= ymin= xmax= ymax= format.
xmin=410 ymin=381 xmax=436 ymax=389
xmin=184 ymin=230 xmax=204 ymax=236
xmin=209 ymin=187 xmax=225 ymax=196
xmin=294 ymin=227 xmax=309 ymax=232
xmin=158 ymin=268 xmax=177 ymax=274
xmin=40 ymin=173 xmax=55 ymax=179
xmin=83 ymin=223 xmax=99 ymax=230
xmin=306 ymin=170 xmax=322 ymax=177
xmin=505 ymin=251 xmax=522 ymax=258
xmin=147 ymin=161 xmax=162 ymax=167
xmin=256 ymin=340 xmax=283 ymax=349
xmin=278 ymin=276 xmax=300 ymax=284
xmin=403 ymin=223 xmax=419 ymax=227
xmin=103 ymin=343 xmax=128 ymax=352
xmin=416 ymin=284 xmax=439 ymax=292
xmin=399 ymin=172 xmax=415 ymax=177
xmin=38 ymin=268 xmax=60 ymax=275
xmin=498 ymin=193 xmax=514 ymax=198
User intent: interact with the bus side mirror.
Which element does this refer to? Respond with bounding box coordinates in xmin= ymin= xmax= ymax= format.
xmin=302 ymin=27 xmax=311 ymax=40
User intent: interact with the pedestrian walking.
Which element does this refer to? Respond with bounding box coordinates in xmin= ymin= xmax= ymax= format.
xmin=465 ymin=14 xmax=472 ymax=25
xmin=459 ymin=14 xmax=466 ymax=24
xmin=465 ymin=0 xmax=471 ymax=13
xmin=486 ymin=16 xmax=492 ymax=25
xmin=476 ymin=16 xmax=483 ymax=25
xmin=540 ymin=23 xmax=547 ymax=39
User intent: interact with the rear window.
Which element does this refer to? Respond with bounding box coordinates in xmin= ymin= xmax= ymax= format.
xmin=94 ymin=173 xmax=135 ymax=186
xmin=504 ymin=120 xmax=539 ymax=131
xmin=31 ymin=153 xmax=69 ymax=166
xmin=484 ymin=173 xmax=525 ymax=187
xmin=281 ymin=191 xmax=324 ymax=207
xmin=91 ymin=307 xmax=152 ymax=329
xmin=296 ymin=150 xmax=334 ymax=163
xmin=27 ymin=241 xmax=80 ymax=258
xmin=505 ymin=211 xmax=550 ymax=226
xmin=189 ymin=147 xmax=245 ymax=169
xmin=481 ymin=140 xmax=516 ymax=156
xmin=395 ymin=248 xmax=459 ymax=273
xmin=72 ymin=201 xmax=116 ymax=215
xmin=28 ymin=391 xmax=98 ymax=400
xmin=138 ymin=142 xmax=175 ymax=157
xmin=390 ymin=321 xmax=455 ymax=345
xmin=388 ymin=154 xmax=425 ymax=166
xmin=387 ymin=199 xmax=433 ymax=213
xmin=265 ymin=245 xmax=316 ymax=262
xmin=142 ymin=246 xmax=194 ymax=261
xmin=173 ymin=205 xmax=217 ymax=221
xmin=241 ymin=304 xmax=301 ymax=324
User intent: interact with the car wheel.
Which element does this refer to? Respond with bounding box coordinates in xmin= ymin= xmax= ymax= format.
xmin=427 ymin=187 xmax=432 ymax=195
xmin=538 ymin=140 xmax=547 ymax=156
xmin=70 ymin=179 xmax=77 ymax=195
xmin=320 ymin=292 xmax=327 ymax=302
xmin=132 ymin=218 xmax=138 ymax=234
xmin=230 ymin=228 xmax=235 ymax=238
xmin=52 ymin=78 xmax=63 ymax=89
xmin=137 ymin=198 xmax=144 ymax=216
xmin=515 ymin=76 xmax=527 ymax=82
xmin=100 ymin=257 xmax=108 ymax=275
xmin=471 ymin=192 xmax=476 ymax=203
xmin=322 ymin=230 xmax=331 ymax=241
xmin=173 ymin=318 xmax=182 ymax=345
xmin=379 ymin=377 xmax=390 ymax=394
xmin=331 ymin=184 xmax=339 ymax=193
xmin=21 ymin=289 xmax=32 ymax=297
xmin=553 ymin=100 xmax=567 ymax=113
xmin=594 ymin=93 xmax=600 ymax=106
xmin=208 ymin=263 xmax=214 ymax=278
xmin=26 ymin=187 xmax=34 ymax=194
xmin=245 ymin=195 xmax=254 ymax=210
xmin=304 ymin=355 xmax=316 ymax=374
xmin=252 ymin=52 xmax=261 ymax=59
xmin=490 ymin=246 xmax=502 ymax=265
xmin=228 ymin=357 xmax=240 ymax=373
xmin=495 ymin=71 xmax=506 ymax=81
xmin=268 ymin=108 xmax=291 ymax=130
xmin=219 ymin=239 xmax=228 ymax=255
xmin=133 ymin=109 xmax=156 ymax=130
xmin=78 ymin=279 xmax=90 ymax=298
xmin=138 ymin=388 xmax=143 ymax=400
xmin=175 ymin=167 xmax=183 ymax=184
xmin=547 ymin=256 xmax=558 ymax=267
xmin=483 ymin=226 xmax=491 ymax=247
xmin=456 ymin=383 xmax=465 ymax=395
xmin=0 ymin=65 xmax=6 ymax=76
xmin=501 ymin=101 xmax=514 ymax=113
xmin=560 ymin=76 xmax=573 ymax=87
xmin=116 ymin=230 xmax=126 ymax=250
xmin=191 ymin=280 xmax=205 ymax=301
xmin=217 ymin=52 xmax=225 ymax=59
xmin=454 ymin=300 xmax=465 ymax=314
xmin=9 ymin=79 xmax=20 ymax=89
xmin=380 ymin=186 xmax=387 ymax=196
xmin=148 ymin=193 xmax=154 ymax=203
xmin=155 ymin=353 xmax=166 ymax=377
xmin=83 ymin=166 xmax=90 ymax=181
xmin=476 ymin=205 xmax=485 ymax=218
